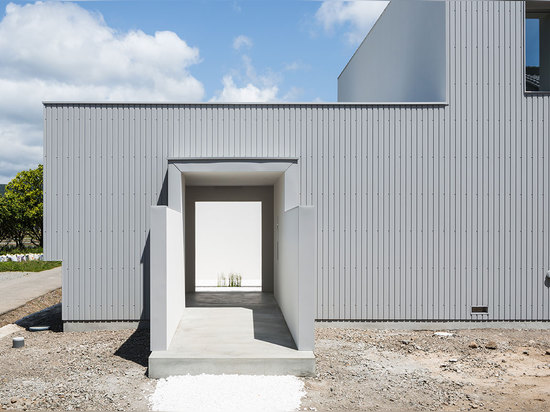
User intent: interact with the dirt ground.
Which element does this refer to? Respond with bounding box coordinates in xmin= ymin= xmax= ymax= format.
xmin=0 ymin=309 xmax=154 ymax=411
xmin=302 ymin=327 xmax=550 ymax=411
xmin=0 ymin=296 xmax=549 ymax=411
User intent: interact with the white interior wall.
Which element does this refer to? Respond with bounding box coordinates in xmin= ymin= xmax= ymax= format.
xmin=195 ymin=201 xmax=262 ymax=287
xmin=273 ymin=175 xmax=284 ymax=296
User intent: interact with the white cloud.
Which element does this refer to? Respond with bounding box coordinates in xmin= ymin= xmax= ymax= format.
xmin=0 ymin=121 xmax=42 ymax=183
xmin=233 ymin=35 xmax=253 ymax=50
xmin=0 ymin=1 xmax=204 ymax=182
xmin=210 ymin=75 xmax=278 ymax=103
xmin=283 ymin=61 xmax=310 ymax=72
xmin=316 ymin=1 xmax=389 ymax=44
xmin=282 ymin=87 xmax=303 ymax=101
xmin=211 ymin=55 xmax=281 ymax=103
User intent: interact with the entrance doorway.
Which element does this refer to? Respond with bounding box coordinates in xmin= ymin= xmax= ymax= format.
xmin=150 ymin=160 xmax=314 ymax=361
xmin=185 ymin=186 xmax=274 ymax=293
xmin=195 ymin=201 xmax=262 ymax=291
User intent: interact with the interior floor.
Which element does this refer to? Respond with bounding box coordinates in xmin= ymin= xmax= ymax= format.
xmin=194 ymin=286 xmax=262 ymax=292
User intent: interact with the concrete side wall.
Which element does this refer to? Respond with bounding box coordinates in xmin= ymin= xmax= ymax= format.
xmin=150 ymin=206 xmax=185 ymax=351
xmin=338 ymin=0 xmax=447 ymax=103
xmin=276 ymin=206 xmax=315 ymax=350
xmin=297 ymin=206 xmax=315 ymax=349
xmin=274 ymin=162 xmax=301 ymax=308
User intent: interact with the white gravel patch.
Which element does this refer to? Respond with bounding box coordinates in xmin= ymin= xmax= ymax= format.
xmin=149 ymin=374 xmax=306 ymax=412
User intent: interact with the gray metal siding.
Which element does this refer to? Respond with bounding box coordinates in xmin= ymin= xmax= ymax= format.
xmin=44 ymin=1 xmax=550 ymax=321
xmin=441 ymin=1 xmax=549 ymax=321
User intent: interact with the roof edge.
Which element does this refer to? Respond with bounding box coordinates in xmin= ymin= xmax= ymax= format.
xmin=43 ymin=101 xmax=448 ymax=107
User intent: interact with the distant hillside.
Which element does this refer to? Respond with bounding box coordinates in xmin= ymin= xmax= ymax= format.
xmin=0 ymin=184 xmax=5 ymax=196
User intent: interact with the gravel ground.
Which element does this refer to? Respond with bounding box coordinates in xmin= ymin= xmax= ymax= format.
xmin=0 ymin=315 xmax=154 ymax=410
xmin=1 ymin=296 xmax=550 ymax=411
xmin=300 ymin=327 xmax=550 ymax=411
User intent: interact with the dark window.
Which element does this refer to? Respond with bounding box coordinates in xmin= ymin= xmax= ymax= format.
xmin=526 ymin=2 xmax=550 ymax=92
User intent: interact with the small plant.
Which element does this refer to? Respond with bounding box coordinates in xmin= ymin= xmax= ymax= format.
xmin=228 ymin=272 xmax=242 ymax=287
xmin=217 ymin=272 xmax=242 ymax=287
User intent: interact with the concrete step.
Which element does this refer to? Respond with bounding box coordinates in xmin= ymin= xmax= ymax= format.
xmin=148 ymin=293 xmax=316 ymax=378
xmin=148 ymin=350 xmax=315 ymax=378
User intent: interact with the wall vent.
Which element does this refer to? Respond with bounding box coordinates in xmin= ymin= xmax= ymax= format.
xmin=471 ymin=306 xmax=489 ymax=314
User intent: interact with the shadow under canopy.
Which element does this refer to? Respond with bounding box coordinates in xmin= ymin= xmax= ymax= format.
xmin=185 ymin=292 xmax=297 ymax=350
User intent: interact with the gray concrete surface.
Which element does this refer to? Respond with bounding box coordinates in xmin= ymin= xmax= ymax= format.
xmin=0 ymin=266 xmax=62 ymax=315
xmin=0 ymin=272 xmax=32 ymax=282
xmin=148 ymin=292 xmax=315 ymax=378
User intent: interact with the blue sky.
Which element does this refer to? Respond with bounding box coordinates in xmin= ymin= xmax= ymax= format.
xmin=73 ymin=0 xmax=349 ymax=102
xmin=64 ymin=0 xmax=346 ymax=102
xmin=526 ymin=18 xmax=539 ymax=66
xmin=0 ymin=0 xmax=388 ymax=182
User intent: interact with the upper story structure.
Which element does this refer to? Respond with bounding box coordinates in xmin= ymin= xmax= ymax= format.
xmin=339 ymin=0 xmax=550 ymax=105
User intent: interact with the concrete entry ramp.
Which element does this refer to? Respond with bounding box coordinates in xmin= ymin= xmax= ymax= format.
xmin=148 ymin=292 xmax=315 ymax=378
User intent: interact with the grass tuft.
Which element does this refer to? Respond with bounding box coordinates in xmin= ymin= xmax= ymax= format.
xmin=0 ymin=260 xmax=61 ymax=272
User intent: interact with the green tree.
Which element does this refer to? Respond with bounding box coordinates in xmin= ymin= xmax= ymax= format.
xmin=0 ymin=197 xmax=11 ymax=247
xmin=0 ymin=192 xmax=26 ymax=248
xmin=0 ymin=165 xmax=43 ymax=247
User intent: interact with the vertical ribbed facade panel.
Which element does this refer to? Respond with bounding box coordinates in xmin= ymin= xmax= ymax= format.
xmin=44 ymin=1 xmax=549 ymax=322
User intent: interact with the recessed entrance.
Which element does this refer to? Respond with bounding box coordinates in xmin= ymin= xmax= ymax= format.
xmin=195 ymin=201 xmax=262 ymax=291
xmin=149 ymin=160 xmax=315 ymax=377
xmin=185 ymin=186 xmax=274 ymax=293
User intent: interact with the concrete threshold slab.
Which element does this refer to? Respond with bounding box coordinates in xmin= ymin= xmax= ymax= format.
xmin=149 ymin=350 xmax=315 ymax=378
xmin=148 ymin=292 xmax=315 ymax=378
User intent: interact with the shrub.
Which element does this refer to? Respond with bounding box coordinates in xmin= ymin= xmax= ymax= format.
xmin=0 ymin=165 xmax=43 ymax=249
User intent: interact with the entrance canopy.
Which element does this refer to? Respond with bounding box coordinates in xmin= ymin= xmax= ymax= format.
xmin=149 ymin=158 xmax=315 ymax=376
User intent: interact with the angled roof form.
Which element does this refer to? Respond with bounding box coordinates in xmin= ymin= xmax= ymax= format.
xmin=338 ymin=0 xmax=447 ymax=103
